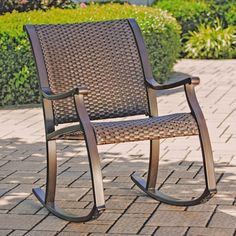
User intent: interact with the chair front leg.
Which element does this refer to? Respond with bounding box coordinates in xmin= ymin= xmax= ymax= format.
xmin=184 ymin=83 xmax=217 ymax=193
xmin=32 ymin=92 xmax=106 ymax=222
xmin=32 ymin=137 xmax=105 ymax=222
xmin=74 ymin=93 xmax=106 ymax=213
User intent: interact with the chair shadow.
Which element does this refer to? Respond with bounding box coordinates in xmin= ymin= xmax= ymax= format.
xmin=0 ymin=137 xmax=235 ymax=212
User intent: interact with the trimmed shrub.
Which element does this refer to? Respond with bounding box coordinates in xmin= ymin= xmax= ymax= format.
xmin=0 ymin=3 xmax=180 ymax=106
xmin=0 ymin=33 xmax=40 ymax=105
xmin=184 ymin=19 xmax=236 ymax=59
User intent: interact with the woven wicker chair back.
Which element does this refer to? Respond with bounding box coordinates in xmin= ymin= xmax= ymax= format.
xmin=34 ymin=19 xmax=149 ymax=124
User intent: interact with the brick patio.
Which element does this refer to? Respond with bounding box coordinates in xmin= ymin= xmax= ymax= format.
xmin=0 ymin=59 xmax=235 ymax=235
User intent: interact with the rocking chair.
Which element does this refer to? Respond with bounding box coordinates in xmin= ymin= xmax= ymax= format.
xmin=24 ymin=19 xmax=216 ymax=222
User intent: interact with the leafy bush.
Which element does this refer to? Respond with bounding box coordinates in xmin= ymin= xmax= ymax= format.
xmin=0 ymin=0 xmax=74 ymax=15
xmin=153 ymin=0 xmax=236 ymax=33
xmin=153 ymin=0 xmax=236 ymax=58
xmin=205 ymin=0 xmax=236 ymax=28
xmin=222 ymin=3 xmax=236 ymax=26
xmin=184 ymin=19 xmax=236 ymax=59
xmin=153 ymin=0 xmax=211 ymax=35
xmin=0 ymin=33 xmax=40 ymax=105
xmin=0 ymin=4 xmax=180 ymax=106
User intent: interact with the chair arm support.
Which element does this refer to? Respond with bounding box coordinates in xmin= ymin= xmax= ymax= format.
xmin=73 ymin=93 xmax=105 ymax=207
xmin=73 ymin=93 xmax=93 ymax=133
xmin=146 ymin=77 xmax=200 ymax=90
xmin=41 ymin=86 xmax=88 ymax=100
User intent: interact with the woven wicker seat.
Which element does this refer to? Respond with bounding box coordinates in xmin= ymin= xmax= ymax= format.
xmin=25 ymin=19 xmax=216 ymax=222
xmin=49 ymin=113 xmax=199 ymax=144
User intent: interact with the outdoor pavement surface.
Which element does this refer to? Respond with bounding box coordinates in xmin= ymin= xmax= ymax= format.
xmin=0 ymin=59 xmax=235 ymax=236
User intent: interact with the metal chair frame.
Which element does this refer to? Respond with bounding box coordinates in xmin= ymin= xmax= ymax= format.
xmin=25 ymin=19 xmax=216 ymax=222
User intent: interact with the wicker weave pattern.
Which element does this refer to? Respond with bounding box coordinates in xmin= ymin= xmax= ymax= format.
xmin=35 ymin=20 xmax=149 ymax=125
xmin=51 ymin=113 xmax=199 ymax=144
xmin=95 ymin=113 xmax=199 ymax=144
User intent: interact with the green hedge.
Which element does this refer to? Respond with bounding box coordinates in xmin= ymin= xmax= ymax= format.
xmin=0 ymin=3 xmax=180 ymax=106
xmin=0 ymin=34 xmax=40 ymax=105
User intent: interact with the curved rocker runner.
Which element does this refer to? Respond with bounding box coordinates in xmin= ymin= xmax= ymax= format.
xmin=24 ymin=19 xmax=217 ymax=222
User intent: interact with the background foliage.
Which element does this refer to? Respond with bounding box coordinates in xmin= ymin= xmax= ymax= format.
xmin=153 ymin=0 xmax=236 ymax=58
xmin=0 ymin=3 xmax=180 ymax=106
xmin=153 ymin=0 xmax=211 ymax=35
xmin=2 ymin=0 xmax=235 ymax=107
xmin=184 ymin=19 xmax=236 ymax=59
xmin=0 ymin=0 xmax=74 ymax=14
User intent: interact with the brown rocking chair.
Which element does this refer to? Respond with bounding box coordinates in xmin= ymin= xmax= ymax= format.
xmin=25 ymin=19 xmax=217 ymax=222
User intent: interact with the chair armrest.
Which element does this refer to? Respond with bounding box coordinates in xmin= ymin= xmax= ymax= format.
xmin=146 ymin=77 xmax=200 ymax=90
xmin=41 ymin=86 xmax=88 ymax=100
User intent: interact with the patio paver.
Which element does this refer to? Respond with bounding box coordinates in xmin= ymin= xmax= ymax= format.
xmin=0 ymin=59 xmax=236 ymax=235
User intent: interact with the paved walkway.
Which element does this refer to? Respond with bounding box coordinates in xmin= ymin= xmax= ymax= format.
xmin=0 ymin=59 xmax=235 ymax=236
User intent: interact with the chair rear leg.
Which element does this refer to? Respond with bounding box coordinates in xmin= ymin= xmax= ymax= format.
xmin=33 ymin=139 xmax=105 ymax=222
xmin=146 ymin=139 xmax=160 ymax=189
xmin=33 ymin=140 xmax=57 ymax=205
xmin=132 ymin=132 xmax=216 ymax=206
xmin=45 ymin=140 xmax=57 ymax=203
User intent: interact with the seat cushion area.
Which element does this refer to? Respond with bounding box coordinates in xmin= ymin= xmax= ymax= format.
xmin=48 ymin=113 xmax=199 ymax=145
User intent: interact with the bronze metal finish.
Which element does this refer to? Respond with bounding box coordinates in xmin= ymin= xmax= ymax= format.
xmin=24 ymin=19 xmax=216 ymax=222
